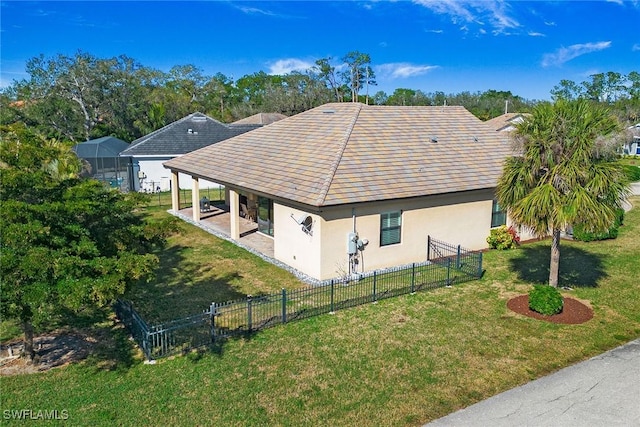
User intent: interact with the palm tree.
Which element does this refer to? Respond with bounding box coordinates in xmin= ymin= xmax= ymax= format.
xmin=496 ymin=99 xmax=629 ymax=287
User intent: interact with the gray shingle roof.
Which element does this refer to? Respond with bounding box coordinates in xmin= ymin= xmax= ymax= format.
xmin=72 ymin=136 xmax=130 ymax=159
xmin=164 ymin=103 xmax=514 ymax=207
xmin=120 ymin=112 xmax=261 ymax=156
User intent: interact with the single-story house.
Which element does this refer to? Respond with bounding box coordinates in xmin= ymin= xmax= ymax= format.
xmin=164 ymin=102 xmax=529 ymax=281
xmin=119 ymin=112 xmax=263 ymax=192
xmin=485 ymin=113 xmax=528 ymax=132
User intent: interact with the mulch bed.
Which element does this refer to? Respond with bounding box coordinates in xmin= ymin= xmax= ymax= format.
xmin=507 ymin=295 xmax=594 ymax=324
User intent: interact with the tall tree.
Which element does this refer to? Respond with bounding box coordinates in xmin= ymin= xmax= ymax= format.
xmin=0 ymin=124 xmax=176 ymax=360
xmin=313 ymin=58 xmax=344 ymax=102
xmin=496 ymin=100 xmax=629 ymax=287
xmin=551 ymin=79 xmax=583 ymax=101
xmin=340 ymin=51 xmax=375 ymax=103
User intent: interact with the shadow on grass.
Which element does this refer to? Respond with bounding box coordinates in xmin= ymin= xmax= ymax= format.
xmin=509 ymin=243 xmax=607 ymax=288
xmin=19 ymin=306 xmax=143 ymax=373
xmin=125 ymin=244 xmax=249 ymax=322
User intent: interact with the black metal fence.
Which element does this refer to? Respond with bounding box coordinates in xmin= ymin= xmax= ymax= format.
xmin=143 ymin=186 xmax=226 ymax=209
xmin=114 ymin=236 xmax=483 ymax=360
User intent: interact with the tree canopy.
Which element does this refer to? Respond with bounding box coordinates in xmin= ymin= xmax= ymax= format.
xmin=0 ymin=123 xmax=178 ymax=359
xmin=496 ymin=99 xmax=630 ymax=287
xmin=0 ymin=51 xmax=546 ymax=142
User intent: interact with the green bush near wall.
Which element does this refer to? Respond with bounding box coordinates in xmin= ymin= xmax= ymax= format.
xmin=486 ymin=226 xmax=520 ymax=250
xmin=572 ymin=208 xmax=625 ymax=242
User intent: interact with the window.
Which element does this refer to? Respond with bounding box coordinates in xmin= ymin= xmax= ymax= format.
xmin=258 ymin=196 xmax=274 ymax=236
xmin=491 ymin=200 xmax=507 ymax=228
xmin=380 ymin=211 xmax=402 ymax=246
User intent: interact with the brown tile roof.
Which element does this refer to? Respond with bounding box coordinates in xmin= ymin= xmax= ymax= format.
xmin=484 ymin=113 xmax=529 ymax=132
xmin=231 ymin=113 xmax=288 ymax=125
xmin=164 ymin=103 xmax=513 ymax=207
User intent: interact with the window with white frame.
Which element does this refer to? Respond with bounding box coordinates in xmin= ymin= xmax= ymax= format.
xmin=380 ymin=211 xmax=402 ymax=246
xmin=491 ymin=199 xmax=507 ymax=228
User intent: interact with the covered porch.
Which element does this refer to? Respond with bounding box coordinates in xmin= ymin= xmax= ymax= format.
xmin=168 ymin=172 xmax=274 ymax=258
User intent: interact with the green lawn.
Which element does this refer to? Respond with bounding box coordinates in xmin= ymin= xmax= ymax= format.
xmin=2 ymin=197 xmax=639 ymax=427
xmin=127 ymin=206 xmax=307 ymax=323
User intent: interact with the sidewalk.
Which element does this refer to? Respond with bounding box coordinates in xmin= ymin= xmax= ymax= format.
xmin=425 ymin=338 xmax=640 ymax=427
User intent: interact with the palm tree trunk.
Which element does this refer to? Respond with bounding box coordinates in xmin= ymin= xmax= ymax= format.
xmin=549 ymin=228 xmax=561 ymax=287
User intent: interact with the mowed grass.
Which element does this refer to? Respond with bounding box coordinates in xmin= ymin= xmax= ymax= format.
xmin=127 ymin=206 xmax=307 ymax=322
xmin=2 ymin=197 xmax=639 ymax=427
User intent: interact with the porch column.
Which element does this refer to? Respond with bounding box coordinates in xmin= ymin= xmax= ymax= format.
xmin=229 ymin=188 xmax=240 ymax=240
xmin=171 ymin=171 xmax=180 ymax=211
xmin=191 ymin=177 xmax=200 ymax=222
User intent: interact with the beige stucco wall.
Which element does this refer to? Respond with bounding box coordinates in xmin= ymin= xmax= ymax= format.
xmin=273 ymin=204 xmax=323 ymax=279
xmin=272 ymin=189 xmax=510 ymax=281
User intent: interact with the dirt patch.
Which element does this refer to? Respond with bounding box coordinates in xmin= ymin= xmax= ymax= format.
xmin=1 ymin=331 xmax=97 ymax=376
xmin=507 ymin=295 xmax=594 ymax=324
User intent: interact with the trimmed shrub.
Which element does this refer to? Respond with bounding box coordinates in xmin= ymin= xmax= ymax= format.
xmin=529 ymin=285 xmax=563 ymax=316
xmin=572 ymin=208 xmax=624 ymax=242
xmin=487 ymin=225 xmax=520 ymax=250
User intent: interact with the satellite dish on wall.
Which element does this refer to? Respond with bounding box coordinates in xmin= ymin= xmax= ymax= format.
xmin=291 ymin=214 xmax=313 ymax=235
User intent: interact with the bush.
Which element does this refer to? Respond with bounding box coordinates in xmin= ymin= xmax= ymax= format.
xmin=572 ymin=208 xmax=624 ymax=242
xmin=487 ymin=225 xmax=520 ymax=250
xmin=528 ymin=285 xmax=563 ymax=316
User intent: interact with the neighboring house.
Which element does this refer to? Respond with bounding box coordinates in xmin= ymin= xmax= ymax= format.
xmin=120 ymin=112 xmax=261 ymax=191
xmin=164 ymin=102 xmax=530 ymax=282
xmin=485 ymin=113 xmax=528 ymax=132
xmin=231 ymin=112 xmax=287 ymax=125
xmin=72 ymin=136 xmax=136 ymax=192
xmin=623 ymin=124 xmax=640 ymax=155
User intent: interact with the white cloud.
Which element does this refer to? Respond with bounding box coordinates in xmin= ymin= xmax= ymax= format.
xmin=236 ymin=6 xmax=278 ymax=16
xmin=267 ymin=58 xmax=314 ymax=75
xmin=425 ymin=29 xmax=444 ymax=34
xmin=377 ymin=63 xmax=439 ymax=79
xmin=528 ymin=31 xmax=545 ymax=37
xmin=633 ymin=43 xmax=640 ymax=52
xmin=541 ymin=41 xmax=612 ymax=67
xmin=412 ymin=0 xmax=520 ymax=34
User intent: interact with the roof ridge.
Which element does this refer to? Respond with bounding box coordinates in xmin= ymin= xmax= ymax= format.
xmin=123 ymin=112 xmax=226 ymax=153
xmin=314 ymin=103 xmax=363 ymax=206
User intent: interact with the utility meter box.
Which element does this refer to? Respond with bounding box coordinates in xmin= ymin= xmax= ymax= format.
xmin=347 ymin=232 xmax=358 ymax=255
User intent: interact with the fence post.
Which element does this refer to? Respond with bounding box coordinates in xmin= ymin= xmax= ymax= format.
xmin=247 ymin=295 xmax=253 ymax=333
xmin=446 ymin=257 xmax=452 ymax=286
xmin=427 ymin=235 xmax=431 ymax=261
xmin=457 ymin=245 xmax=461 ymax=269
xmin=330 ymin=280 xmax=335 ymax=314
xmin=477 ymin=252 xmax=483 ymax=278
xmin=210 ymin=302 xmax=216 ymax=343
xmin=411 ymin=263 xmax=416 ymax=294
xmin=143 ymin=330 xmax=150 ymax=361
xmin=373 ymin=271 xmax=377 ymax=302
xmin=282 ymin=288 xmax=287 ymax=324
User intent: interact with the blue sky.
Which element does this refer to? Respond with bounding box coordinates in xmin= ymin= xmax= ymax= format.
xmin=1 ymin=1 xmax=639 ymax=100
